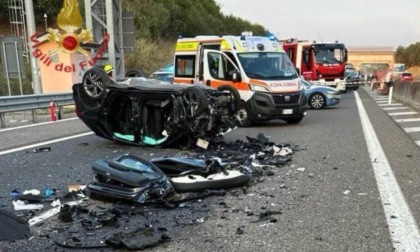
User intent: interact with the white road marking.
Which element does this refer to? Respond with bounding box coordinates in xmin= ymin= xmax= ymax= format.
xmin=404 ymin=127 xmax=420 ymax=133
xmin=416 ymin=141 xmax=420 ymax=147
xmin=383 ymin=107 xmax=409 ymax=110
xmin=395 ymin=118 xmax=420 ymax=123
xmin=375 ymin=98 xmax=390 ymax=101
xmin=355 ymin=91 xmax=420 ymax=250
xmin=0 ymin=132 xmax=94 ymax=156
xmin=379 ymin=103 xmax=403 ymax=106
xmin=0 ymin=117 xmax=79 ymax=133
xmin=389 ymin=112 xmax=419 ymax=116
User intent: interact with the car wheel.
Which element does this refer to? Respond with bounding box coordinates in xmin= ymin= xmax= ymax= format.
xmin=309 ymin=93 xmax=326 ymax=109
xmin=182 ymin=86 xmax=208 ymax=118
xmin=237 ymin=101 xmax=252 ymax=127
xmin=217 ymin=85 xmax=241 ymax=114
xmin=284 ymin=116 xmax=303 ymax=124
xmin=82 ymin=68 xmax=111 ymax=101
xmin=125 ymin=69 xmax=145 ymax=78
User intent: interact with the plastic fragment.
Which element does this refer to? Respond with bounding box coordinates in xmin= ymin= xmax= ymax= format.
xmin=13 ymin=200 xmax=44 ymax=211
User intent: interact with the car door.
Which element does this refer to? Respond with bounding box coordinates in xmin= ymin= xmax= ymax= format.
xmin=202 ymin=49 xmax=242 ymax=89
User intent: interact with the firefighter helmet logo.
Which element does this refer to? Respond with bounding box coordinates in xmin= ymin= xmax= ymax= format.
xmin=30 ymin=0 xmax=109 ymax=72
xmin=46 ymin=0 xmax=93 ymax=55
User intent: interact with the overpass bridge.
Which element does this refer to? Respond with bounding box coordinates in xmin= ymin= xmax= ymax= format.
xmin=347 ymin=46 xmax=395 ymax=70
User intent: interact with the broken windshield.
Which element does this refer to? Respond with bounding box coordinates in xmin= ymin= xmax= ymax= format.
xmin=237 ymin=52 xmax=298 ymax=80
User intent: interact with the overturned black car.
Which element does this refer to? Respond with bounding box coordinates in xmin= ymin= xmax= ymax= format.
xmin=73 ymin=68 xmax=239 ymax=147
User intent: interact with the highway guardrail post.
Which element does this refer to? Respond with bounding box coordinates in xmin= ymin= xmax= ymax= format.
xmin=0 ymin=113 xmax=5 ymax=128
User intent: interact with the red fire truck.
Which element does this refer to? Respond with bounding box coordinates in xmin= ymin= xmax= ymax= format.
xmin=282 ymin=39 xmax=348 ymax=92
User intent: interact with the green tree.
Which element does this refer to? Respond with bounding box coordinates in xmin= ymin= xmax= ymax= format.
xmin=1 ymin=0 xmax=270 ymax=95
xmin=394 ymin=43 xmax=420 ymax=68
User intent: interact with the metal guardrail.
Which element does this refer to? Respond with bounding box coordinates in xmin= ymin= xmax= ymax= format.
xmin=0 ymin=92 xmax=74 ymax=128
xmin=0 ymin=81 xmax=419 ymax=128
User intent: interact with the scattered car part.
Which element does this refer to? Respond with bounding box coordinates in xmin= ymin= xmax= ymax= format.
xmin=73 ymin=68 xmax=239 ymax=147
xmin=170 ymin=170 xmax=251 ymax=192
xmin=86 ymin=154 xmax=173 ymax=203
xmin=13 ymin=200 xmax=44 ymax=211
xmin=0 ymin=209 xmax=31 ymax=241
xmin=150 ymin=157 xmax=226 ymax=177
xmin=105 ymin=227 xmax=170 ymax=250
xmin=27 ymin=147 xmax=51 ymax=153
xmin=150 ymin=156 xmax=250 ymax=192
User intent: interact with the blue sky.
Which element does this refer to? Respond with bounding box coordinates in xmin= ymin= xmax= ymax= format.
xmin=215 ymin=0 xmax=420 ymax=48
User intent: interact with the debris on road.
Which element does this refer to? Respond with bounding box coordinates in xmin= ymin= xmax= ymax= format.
xmin=0 ymin=209 xmax=31 ymax=241
xmin=2 ymin=133 xmax=305 ymax=251
xmin=26 ymin=147 xmax=51 ymax=153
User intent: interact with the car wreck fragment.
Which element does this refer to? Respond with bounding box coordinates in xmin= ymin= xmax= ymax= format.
xmin=1 ymin=133 xmax=306 ymax=251
xmin=86 ymin=154 xmax=251 ymax=202
xmin=150 ymin=157 xmax=251 ymax=192
xmin=86 ymin=154 xmax=174 ymax=203
xmin=85 ymin=133 xmax=299 ymax=203
xmin=73 ymin=68 xmax=239 ymax=147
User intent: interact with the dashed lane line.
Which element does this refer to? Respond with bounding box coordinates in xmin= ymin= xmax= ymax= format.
xmin=0 ymin=132 xmax=94 ymax=156
xmin=383 ymin=107 xmax=409 ymax=111
xmin=379 ymin=103 xmax=403 ymax=106
xmin=355 ymin=91 xmax=420 ymax=251
xmin=389 ymin=112 xmax=419 ymax=116
xmin=395 ymin=118 xmax=420 ymax=123
xmin=404 ymin=127 xmax=420 ymax=133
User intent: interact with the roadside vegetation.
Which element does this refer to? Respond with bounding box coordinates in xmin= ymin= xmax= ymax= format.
xmin=0 ymin=0 xmax=418 ymax=95
xmin=0 ymin=0 xmax=266 ymax=95
xmin=395 ymin=43 xmax=420 ymax=78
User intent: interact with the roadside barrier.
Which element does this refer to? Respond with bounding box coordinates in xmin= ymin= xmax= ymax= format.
xmin=0 ymin=93 xmax=73 ymax=128
xmin=392 ymin=80 xmax=420 ymax=110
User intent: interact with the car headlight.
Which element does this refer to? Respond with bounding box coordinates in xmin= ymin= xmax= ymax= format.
xmin=327 ymin=90 xmax=337 ymax=94
xmin=298 ymin=80 xmax=304 ymax=91
xmin=249 ymin=83 xmax=270 ymax=92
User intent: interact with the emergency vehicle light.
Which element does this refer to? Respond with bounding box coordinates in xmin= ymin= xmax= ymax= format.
xmin=241 ymin=31 xmax=253 ymax=40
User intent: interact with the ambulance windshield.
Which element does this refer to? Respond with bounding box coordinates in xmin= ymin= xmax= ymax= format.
xmin=238 ymin=52 xmax=298 ymax=80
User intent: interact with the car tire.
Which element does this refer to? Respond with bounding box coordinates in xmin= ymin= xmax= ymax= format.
xmin=82 ymin=68 xmax=112 ymax=101
xmin=284 ymin=116 xmax=303 ymax=124
xmin=182 ymin=86 xmax=209 ymax=118
xmin=309 ymin=93 xmax=326 ymax=109
xmin=125 ymin=69 xmax=145 ymax=78
xmin=217 ymin=85 xmax=241 ymax=114
xmin=237 ymin=101 xmax=252 ymax=127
